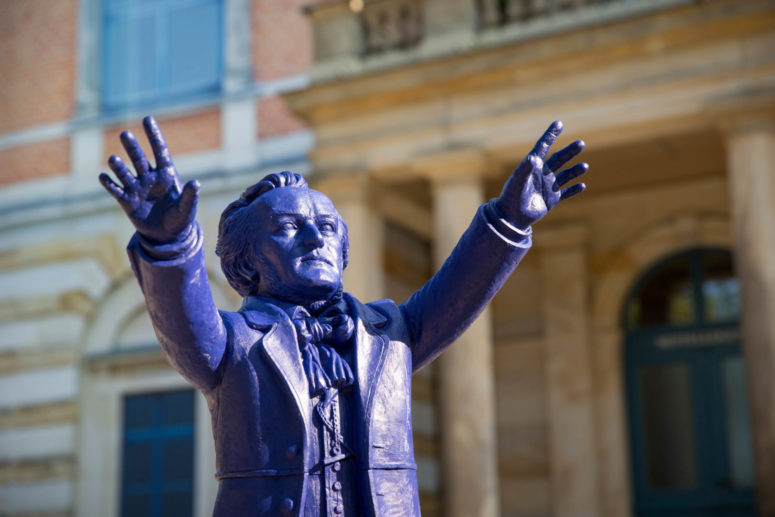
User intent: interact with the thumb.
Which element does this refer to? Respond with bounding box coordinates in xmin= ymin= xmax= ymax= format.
xmin=500 ymin=153 xmax=540 ymax=202
xmin=512 ymin=153 xmax=541 ymax=184
xmin=179 ymin=179 xmax=200 ymax=217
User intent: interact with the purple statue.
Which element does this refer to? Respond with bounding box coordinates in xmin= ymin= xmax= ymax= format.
xmin=99 ymin=116 xmax=587 ymax=516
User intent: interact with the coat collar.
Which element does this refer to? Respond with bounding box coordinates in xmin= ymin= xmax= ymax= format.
xmin=240 ymin=295 xmax=285 ymax=330
xmin=240 ymin=294 xmax=389 ymax=329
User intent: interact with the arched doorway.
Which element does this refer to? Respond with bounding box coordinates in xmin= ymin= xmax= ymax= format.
xmin=623 ymin=248 xmax=755 ymax=517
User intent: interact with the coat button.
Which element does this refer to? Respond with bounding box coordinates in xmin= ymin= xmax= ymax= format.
xmin=285 ymin=444 xmax=299 ymax=459
xmin=334 ymin=503 xmax=343 ymax=514
xmin=281 ymin=497 xmax=294 ymax=512
xmin=333 ymin=481 xmax=342 ymax=491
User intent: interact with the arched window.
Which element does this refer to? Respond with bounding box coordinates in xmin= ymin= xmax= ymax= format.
xmin=623 ymin=249 xmax=755 ymax=517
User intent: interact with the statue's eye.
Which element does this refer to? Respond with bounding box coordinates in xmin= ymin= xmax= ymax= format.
xmin=279 ymin=221 xmax=297 ymax=231
xmin=319 ymin=222 xmax=335 ymax=233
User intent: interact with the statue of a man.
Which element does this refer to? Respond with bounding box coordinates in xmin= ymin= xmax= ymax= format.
xmin=99 ymin=116 xmax=587 ymax=516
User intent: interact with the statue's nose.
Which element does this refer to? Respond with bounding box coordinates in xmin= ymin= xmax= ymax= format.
xmin=300 ymin=222 xmax=324 ymax=248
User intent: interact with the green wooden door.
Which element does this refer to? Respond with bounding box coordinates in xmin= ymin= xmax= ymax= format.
xmin=624 ymin=249 xmax=755 ymax=517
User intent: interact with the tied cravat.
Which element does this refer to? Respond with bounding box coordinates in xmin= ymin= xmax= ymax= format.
xmin=290 ymin=306 xmax=355 ymax=397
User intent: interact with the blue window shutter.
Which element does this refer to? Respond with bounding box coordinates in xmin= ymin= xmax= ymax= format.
xmin=103 ymin=10 xmax=159 ymax=110
xmin=166 ymin=2 xmax=222 ymax=96
xmin=102 ymin=0 xmax=222 ymax=111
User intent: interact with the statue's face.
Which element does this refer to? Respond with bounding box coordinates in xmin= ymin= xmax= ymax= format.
xmin=251 ymin=188 xmax=345 ymax=304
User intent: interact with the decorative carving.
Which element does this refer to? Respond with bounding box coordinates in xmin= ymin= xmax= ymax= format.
xmin=361 ymin=0 xmax=423 ymax=55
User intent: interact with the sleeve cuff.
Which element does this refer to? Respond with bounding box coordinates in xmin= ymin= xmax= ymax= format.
xmin=135 ymin=223 xmax=200 ymax=261
xmin=483 ymin=199 xmax=532 ymax=248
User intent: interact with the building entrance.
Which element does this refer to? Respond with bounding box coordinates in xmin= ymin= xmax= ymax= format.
xmin=624 ymin=249 xmax=755 ymax=517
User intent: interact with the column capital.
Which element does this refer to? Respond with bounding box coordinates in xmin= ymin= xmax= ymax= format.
xmin=414 ymin=147 xmax=491 ymax=184
xmin=705 ymin=88 xmax=775 ymax=135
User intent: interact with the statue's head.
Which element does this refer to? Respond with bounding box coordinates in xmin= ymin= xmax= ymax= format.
xmin=216 ymin=172 xmax=349 ymax=305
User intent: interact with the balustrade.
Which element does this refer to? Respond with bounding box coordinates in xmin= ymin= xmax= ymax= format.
xmin=477 ymin=0 xmax=624 ymax=28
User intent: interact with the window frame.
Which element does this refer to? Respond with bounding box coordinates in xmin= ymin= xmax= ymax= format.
xmin=120 ymin=389 xmax=197 ymax=517
xmin=100 ymin=0 xmax=225 ymax=113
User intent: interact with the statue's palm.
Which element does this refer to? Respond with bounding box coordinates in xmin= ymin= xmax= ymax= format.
xmin=495 ymin=121 xmax=588 ymax=229
xmin=99 ymin=116 xmax=199 ymax=243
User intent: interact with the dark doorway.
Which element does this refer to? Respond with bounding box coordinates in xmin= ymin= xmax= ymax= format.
xmin=624 ymin=249 xmax=755 ymax=517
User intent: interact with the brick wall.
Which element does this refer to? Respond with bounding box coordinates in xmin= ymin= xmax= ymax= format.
xmin=0 ymin=0 xmax=77 ymax=133
xmin=252 ymin=0 xmax=315 ymax=80
xmin=0 ymin=139 xmax=70 ymax=187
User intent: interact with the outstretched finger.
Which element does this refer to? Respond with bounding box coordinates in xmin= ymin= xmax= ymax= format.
xmin=530 ymin=120 xmax=563 ymax=160
xmin=108 ymin=155 xmax=137 ymax=189
xmin=120 ymin=130 xmax=150 ymax=176
xmin=560 ymin=183 xmax=586 ymax=201
xmin=99 ymin=172 xmax=125 ymax=201
xmin=546 ymin=140 xmax=585 ymax=172
xmin=553 ymin=162 xmax=589 ymax=190
xmin=143 ymin=116 xmax=174 ymax=169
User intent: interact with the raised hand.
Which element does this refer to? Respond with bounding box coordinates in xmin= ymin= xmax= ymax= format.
xmin=494 ymin=120 xmax=588 ymax=230
xmin=99 ymin=116 xmax=200 ymax=243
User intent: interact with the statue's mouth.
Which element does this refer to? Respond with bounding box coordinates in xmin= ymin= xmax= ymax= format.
xmin=300 ymin=255 xmax=332 ymax=266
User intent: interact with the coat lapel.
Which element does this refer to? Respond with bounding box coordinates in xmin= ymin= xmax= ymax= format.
xmin=345 ymin=293 xmax=389 ymax=421
xmin=240 ymin=297 xmax=311 ymax=442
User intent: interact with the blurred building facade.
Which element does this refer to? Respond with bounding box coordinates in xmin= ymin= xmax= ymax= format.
xmin=0 ymin=1 xmax=774 ymax=516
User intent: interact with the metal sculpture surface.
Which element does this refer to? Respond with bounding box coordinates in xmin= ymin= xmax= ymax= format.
xmin=99 ymin=116 xmax=587 ymax=516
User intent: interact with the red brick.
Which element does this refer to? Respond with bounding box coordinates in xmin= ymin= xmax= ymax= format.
xmin=102 ymin=110 xmax=222 ymax=164
xmin=0 ymin=138 xmax=70 ymax=186
xmin=0 ymin=0 xmax=77 ymax=133
xmin=257 ymin=95 xmax=308 ymax=138
xmin=252 ymin=0 xmax=317 ymax=80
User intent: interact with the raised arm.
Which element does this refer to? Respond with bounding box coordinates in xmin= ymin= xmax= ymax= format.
xmin=403 ymin=121 xmax=588 ymax=370
xmin=99 ymin=116 xmax=226 ymax=391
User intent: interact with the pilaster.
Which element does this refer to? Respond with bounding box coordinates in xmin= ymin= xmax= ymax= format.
xmin=536 ymin=223 xmax=600 ymax=517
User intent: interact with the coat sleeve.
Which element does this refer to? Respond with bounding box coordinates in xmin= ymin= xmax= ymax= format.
xmin=399 ymin=201 xmax=532 ymax=372
xmin=128 ymin=222 xmax=228 ymax=392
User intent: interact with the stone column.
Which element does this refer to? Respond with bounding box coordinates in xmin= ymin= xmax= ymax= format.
xmin=221 ymin=0 xmax=256 ymax=170
xmin=314 ymin=174 xmax=384 ymax=302
xmin=724 ymin=117 xmax=775 ymax=516
xmin=536 ymin=225 xmax=599 ymax=517
xmin=423 ymin=150 xmax=500 ymax=517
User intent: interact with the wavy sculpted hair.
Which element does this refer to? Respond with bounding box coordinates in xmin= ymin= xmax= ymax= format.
xmin=215 ymin=171 xmax=349 ymax=297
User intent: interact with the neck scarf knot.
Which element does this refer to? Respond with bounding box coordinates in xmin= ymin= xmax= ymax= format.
xmin=290 ymin=306 xmax=355 ymax=397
